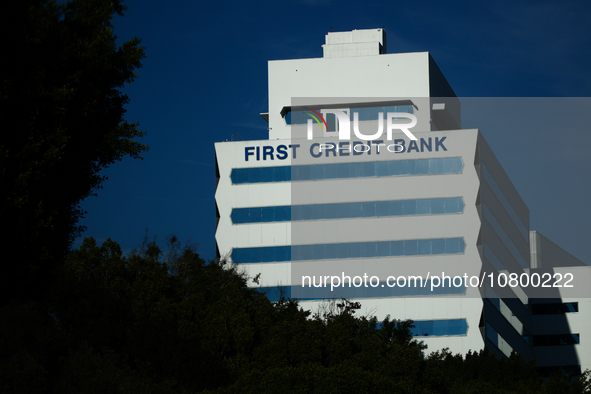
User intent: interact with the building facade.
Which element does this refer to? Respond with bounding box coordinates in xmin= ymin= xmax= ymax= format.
xmin=214 ymin=29 xmax=590 ymax=373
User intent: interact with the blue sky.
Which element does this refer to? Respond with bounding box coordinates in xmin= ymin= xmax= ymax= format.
xmin=75 ymin=0 xmax=591 ymax=264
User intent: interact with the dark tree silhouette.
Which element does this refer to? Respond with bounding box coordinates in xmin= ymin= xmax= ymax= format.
xmin=0 ymin=0 xmax=147 ymax=303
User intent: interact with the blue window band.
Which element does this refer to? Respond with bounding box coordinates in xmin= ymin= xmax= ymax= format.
xmin=376 ymin=319 xmax=468 ymax=337
xmin=533 ymin=334 xmax=580 ymax=346
xmin=410 ymin=319 xmax=468 ymax=337
xmin=257 ymin=280 xmax=466 ymax=302
xmin=231 ymin=237 xmax=465 ymax=264
xmin=285 ymin=104 xmax=414 ymax=125
xmin=231 ymin=157 xmax=463 ymax=184
xmin=231 ymin=197 xmax=464 ymax=224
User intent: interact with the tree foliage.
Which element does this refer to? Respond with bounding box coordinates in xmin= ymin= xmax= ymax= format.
xmin=0 ymin=0 xmax=147 ymax=302
xmin=1 ymin=236 xmax=589 ymax=393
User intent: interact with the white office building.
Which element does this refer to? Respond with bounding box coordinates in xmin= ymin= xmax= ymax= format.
xmin=214 ymin=29 xmax=590 ymax=373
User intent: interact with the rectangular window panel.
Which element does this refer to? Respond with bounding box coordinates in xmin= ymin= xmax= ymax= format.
xmin=376 ymin=241 xmax=390 ymax=257
xmin=361 ymin=202 xmax=376 ymax=217
xmin=415 ymin=159 xmax=430 ymax=174
xmin=375 ymin=201 xmax=389 ymax=216
xmin=247 ymin=167 xmax=262 ymax=183
xmin=310 ymin=165 xmax=324 ymax=180
xmin=232 ymin=237 xmax=465 ymax=263
xmin=388 ymin=160 xmax=403 ymax=176
xmin=531 ymin=302 xmax=579 ymax=315
xmin=323 ymin=203 xmax=338 ymax=219
xmin=231 ymin=197 xmax=464 ymax=224
xmin=360 ymin=161 xmax=375 ymax=177
xmin=418 ymin=239 xmax=432 ymax=255
xmin=431 ymin=199 xmax=445 ymax=214
xmin=346 ymin=202 xmax=361 ymax=218
xmin=250 ymin=248 xmax=263 ymax=264
xmin=231 ymin=168 xmax=248 ymax=184
xmin=444 ymin=197 xmax=463 ymax=213
xmin=297 ymin=165 xmax=312 ymax=181
xmin=429 ymin=158 xmax=444 ymax=174
xmin=232 ymin=248 xmax=250 ymax=264
xmin=409 ymin=319 xmax=468 ymax=337
xmin=299 ymin=245 xmax=314 ymax=261
xmin=348 ymin=162 xmax=362 ymax=178
xmin=349 ymin=242 xmax=363 ymax=259
xmin=445 ymin=238 xmax=462 ymax=254
xmin=416 ymin=199 xmax=431 ymax=215
xmin=231 ymin=209 xmax=249 ymax=224
xmin=324 ymin=243 xmax=340 ymax=260
xmin=248 ymin=207 xmax=262 ymax=223
xmin=335 ymin=163 xmax=349 ymax=178
xmin=291 ymin=205 xmax=304 ymax=221
xmin=272 ymin=166 xmax=290 ymax=182
xmin=403 ymin=240 xmax=418 ymax=256
xmin=363 ymin=242 xmax=378 ymax=258
xmin=326 ymin=112 xmax=337 ymax=132
xmin=323 ymin=163 xmax=337 ymax=179
xmin=231 ymin=157 xmax=463 ymax=184
xmin=310 ymin=204 xmax=324 ymax=220
xmin=300 ymin=205 xmax=313 ymax=221
xmin=334 ymin=243 xmax=350 ymax=259
xmin=261 ymin=207 xmax=274 ymax=222
xmin=260 ymin=168 xmax=274 ymax=182
xmin=487 ymin=323 xmax=499 ymax=347
xmin=275 ymin=246 xmax=290 ymax=262
xmin=431 ymin=239 xmax=446 ymax=255
xmin=402 ymin=159 xmax=416 ymax=175
xmin=533 ymin=334 xmax=580 ymax=346
xmin=375 ymin=161 xmax=389 ymax=176
xmin=261 ymin=247 xmax=275 ymax=263
xmin=291 ymin=165 xmax=302 ymax=182
xmin=388 ymin=241 xmax=403 ymax=256
xmin=388 ymin=200 xmax=404 ymax=216
xmin=402 ymin=200 xmax=417 ymax=215
xmin=311 ymin=244 xmax=326 ymax=260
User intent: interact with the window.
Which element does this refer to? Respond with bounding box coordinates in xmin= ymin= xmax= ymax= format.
xmin=230 ymin=197 xmax=464 ymax=224
xmin=231 ymin=238 xmax=465 ymax=264
xmin=533 ymin=334 xmax=579 ymax=346
xmin=230 ymin=157 xmax=464 ymax=184
xmin=531 ymin=302 xmax=578 ymax=315
xmin=411 ymin=319 xmax=468 ymax=337
xmin=283 ymin=104 xmax=414 ymax=125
